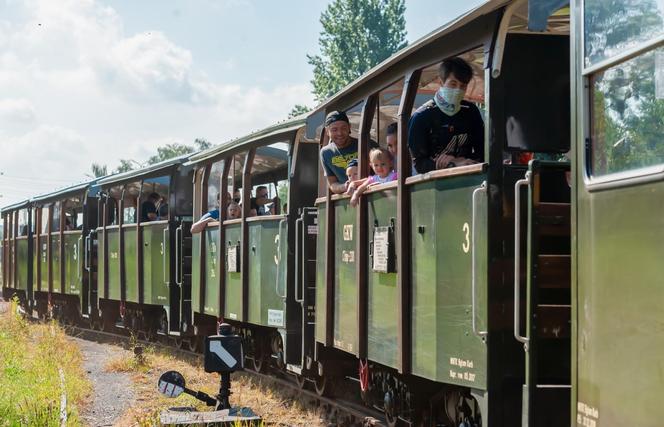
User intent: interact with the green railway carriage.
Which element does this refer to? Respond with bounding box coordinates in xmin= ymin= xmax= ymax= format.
xmin=1 ymin=200 xmax=34 ymax=305
xmin=308 ymin=0 xmax=573 ymax=424
xmin=94 ymin=156 xmax=194 ymax=338
xmin=28 ymin=182 xmax=102 ymax=322
xmin=186 ymin=116 xmax=320 ymax=373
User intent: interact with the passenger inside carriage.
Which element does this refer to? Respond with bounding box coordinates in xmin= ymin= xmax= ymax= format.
xmin=227 ymin=202 xmax=241 ymax=220
xmin=350 ymin=148 xmax=397 ymax=207
xmin=190 ymin=193 xmax=221 ymax=234
xmin=385 ymin=122 xmax=418 ymax=176
xmin=140 ymin=192 xmax=161 ymax=222
xmin=319 ymin=110 xmax=358 ymax=194
xmin=407 ymin=57 xmax=484 ymax=174
xmin=249 ymin=185 xmax=276 ymax=216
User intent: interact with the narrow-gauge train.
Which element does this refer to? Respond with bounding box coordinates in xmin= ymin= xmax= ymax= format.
xmin=3 ymin=0 xmax=664 ymax=425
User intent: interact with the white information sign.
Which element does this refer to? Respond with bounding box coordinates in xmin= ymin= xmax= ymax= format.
xmin=372 ymin=227 xmax=390 ymax=273
xmin=267 ymin=309 xmax=284 ymax=327
xmin=227 ymin=245 xmax=239 ymax=273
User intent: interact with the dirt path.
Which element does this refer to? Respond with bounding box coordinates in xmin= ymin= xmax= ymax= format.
xmin=72 ymin=336 xmax=135 ymax=426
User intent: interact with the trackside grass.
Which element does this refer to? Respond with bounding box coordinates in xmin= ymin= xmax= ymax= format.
xmin=0 ymin=300 xmax=91 ymax=426
xmin=107 ymin=342 xmax=324 ymax=426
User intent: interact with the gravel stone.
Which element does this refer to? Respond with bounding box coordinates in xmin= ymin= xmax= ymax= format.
xmin=73 ymin=337 xmax=135 ymax=426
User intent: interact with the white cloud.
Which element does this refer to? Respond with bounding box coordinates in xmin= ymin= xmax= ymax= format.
xmin=0 ymin=0 xmax=315 ymax=207
xmin=0 ymin=98 xmax=36 ymax=124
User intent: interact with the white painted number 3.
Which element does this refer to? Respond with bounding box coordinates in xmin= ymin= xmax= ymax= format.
xmin=462 ymin=222 xmax=470 ymax=253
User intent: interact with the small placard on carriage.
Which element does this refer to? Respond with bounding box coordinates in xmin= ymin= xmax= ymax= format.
xmin=372 ymin=226 xmax=390 ymax=273
xmin=227 ymin=244 xmax=240 ymax=273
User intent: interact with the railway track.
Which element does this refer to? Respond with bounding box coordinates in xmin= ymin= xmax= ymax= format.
xmin=62 ymin=323 xmax=387 ymax=426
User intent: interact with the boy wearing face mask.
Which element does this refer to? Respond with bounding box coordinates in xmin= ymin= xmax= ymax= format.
xmin=407 ymin=57 xmax=484 ymax=174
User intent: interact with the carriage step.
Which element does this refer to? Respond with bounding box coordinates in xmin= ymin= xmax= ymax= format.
xmin=523 ymin=384 xmax=571 ymax=427
xmin=536 ymin=255 xmax=571 ymax=289
xmin=535 ymin=304 xmax=570 ymax=339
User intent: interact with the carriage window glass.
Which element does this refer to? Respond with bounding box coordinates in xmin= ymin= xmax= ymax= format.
xmin=143 ymin=175 xmax=170 ymax=221
xmin=17 ymin=209 xmax=28 ymax=236
xmin=51 ymin=203 xmax=61 ymax=233
xmin=590 ymin=46 xmax=664 ymax=176
xmin=412 ymin=48 xmax=485 ymax=112
xmin=41 ymin=207 xmax=49 ymax=234
xmin=250 ymin=143 xmax=289 ymax=215
xmin=193 ymin=167 xmax=205 ymax=219
xmin=207 ymin=161 xmax=223 ymax=214
xmin=30 ymin=209 xmax=36 ymax=234
xmin=584 ymin=0 xmax=664 ymax=68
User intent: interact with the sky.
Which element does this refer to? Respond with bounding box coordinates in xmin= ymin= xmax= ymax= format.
xmin=0 ymin=0 xmax=484 ymax=206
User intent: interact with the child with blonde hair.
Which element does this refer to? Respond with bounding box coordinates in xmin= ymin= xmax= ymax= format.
xmin=350 ymin=148 xmax=397 ymax=207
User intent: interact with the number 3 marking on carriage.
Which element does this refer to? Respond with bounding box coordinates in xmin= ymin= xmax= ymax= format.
xmin=462 ymin=222 xmax=470 ymax=253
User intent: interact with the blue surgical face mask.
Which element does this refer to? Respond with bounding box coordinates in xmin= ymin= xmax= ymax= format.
xmin=434 ymin=87 xmax=465 ymax=116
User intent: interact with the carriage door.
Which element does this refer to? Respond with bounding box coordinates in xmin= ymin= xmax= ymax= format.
xmin=495 ymin=31 xmax=572 ymax=426
xmin=576 ymin=1 xmax=664 ymax=425
xmin=294 ymin=207 xmax=317 ymax=370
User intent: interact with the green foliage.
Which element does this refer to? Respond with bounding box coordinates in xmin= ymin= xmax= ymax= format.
xmin=592 ymin=49 xmax=664 ymax=175
xmin=307 ymin=0 xmax=407 ymax=102
xmin=115 ymin=159 xmax=136 ymax=173
xmin=288 ymin=104 xmax=312 ymax=119
xmin=88 ymin=138 xmax=214 ymax=178
xmin=0 ymin=299 xmax=91 ymax=425
xmin=194 ymin=138 xmax=212 ymax=151
xmin=147 ymin=143 xmax=196 ymax=165
xmin=88 ymin=162 xmax=107 ymax=178
xmin=277 ymin=181 xmax=289 ymax=212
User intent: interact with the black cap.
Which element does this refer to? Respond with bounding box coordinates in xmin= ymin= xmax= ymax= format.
xmin=347 ymin=158 xmax=358 ymax=168
xmin=325 ymin=110 xmax=349 ymax=127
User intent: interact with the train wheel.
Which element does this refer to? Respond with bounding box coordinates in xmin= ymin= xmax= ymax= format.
xmin=252 ymin=355 xmax=266 ymax=373
xmin=314 ymin=374 xmax=332 ymax=397
xmin=187 ymin=337 xmax=199 ymax=353
xmin=384 ymin=390 xmax=398 ymax=427
xmin=295 ymin=374 xmax=306 ymax=389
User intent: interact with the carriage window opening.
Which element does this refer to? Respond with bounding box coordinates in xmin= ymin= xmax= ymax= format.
xmin=229 ymin=153 xmax=247 ymax=217
xmin=590 ymin=46 xmax=664 ymax=177
xmin=51 ymin=203 xmax=61 ymax=233
xmin=64 ymin=196 xmax=84 ymax=230
xmin=41 ymin=207 xmax=49 ymax=234
xmin=412 ymin=49 xmax=485 ymax=112
xmin=368 ymin=79 xmax=403 ymax=179
xmin=584 ymin=0 xmax=664 ymax=68
xmin=207 ymin=161 xmax=223 ymax=215
xmin=142 ymin=175 xmax=170 ymax=221
xmin=122 ymin=181 xmax=140 ymax=224
xmin=251 ymin=143 xmax=290 ymax=215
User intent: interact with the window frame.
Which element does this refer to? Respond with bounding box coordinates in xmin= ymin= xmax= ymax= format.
xmin=582 ymin=43 xmax=664 ymax=190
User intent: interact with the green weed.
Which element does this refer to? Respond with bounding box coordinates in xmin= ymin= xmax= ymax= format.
xmin=0 ymin=298 xmax=91 ymax=426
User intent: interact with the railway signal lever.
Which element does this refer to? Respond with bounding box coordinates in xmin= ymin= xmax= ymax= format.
xmin=203 ymin=322 xmax=245 ymax=410
xmin=157 ymin=323 xmax=260 ymax=425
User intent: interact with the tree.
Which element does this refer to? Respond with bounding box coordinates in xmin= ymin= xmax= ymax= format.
xmin=114 ymin=159 xmax=136 ymax=174
xmin=146 ymin=143 xmax=196 ymax=165
xmin=88 ymin=163 xmax=107 ymax=178
xmin=194 ymin=138 xmax=212 ymax=151
xmin=307 ymin=0 xmax=407 ymax=102
xmin=289 ymin=104 xmax=312 ymax=118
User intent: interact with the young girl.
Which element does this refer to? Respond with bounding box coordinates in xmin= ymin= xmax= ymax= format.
xmin=350 ymin=148 xmax=397 ymax=207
